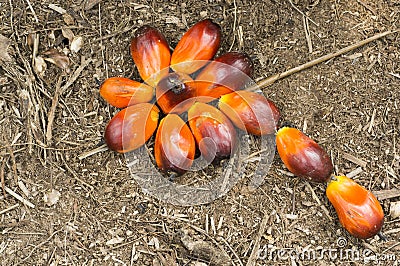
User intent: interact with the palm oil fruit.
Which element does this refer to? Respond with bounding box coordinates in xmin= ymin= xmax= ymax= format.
xmin=195 ymin=52 xmax=253 ymax=101
xmin=326 ymin=175 xmax=384 ymax=239
xmin=218 ymin=91 xmax=280 ymax=135
xmin=188 ymin=102 xmax=237 ymax=162
xmin=104 ymin=103 xmax=159 ymax=153
xmin=156 ymin=72 xmax=197 ymax=114
xmin=130 ymin=25 xmax=171 ymax=87
xmin=275 ymin=127 xmax=333 ymax=183
xmin=99 ymin=77 xmax=154 ymax=108
xmin=154 ymin=114 xmax=196 ymax=175
xmin=170 ymin=19 xmax=221 ymax=74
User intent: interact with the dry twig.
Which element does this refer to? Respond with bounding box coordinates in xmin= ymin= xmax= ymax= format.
xmin=0 ymin=158 xmax=5 ymax=198
xmin=0 ymin=203 xmax=20 ymax=215
xmin=4 ymin=186 xmax=35 ymax=208
xmin=246 ymin=211 xmax=269 ymax=266
xmin=46 ymin=58 xmax=92 ymax=142
xmin=305 ymin=182 xmax=332 ymax=221
xmin=246 ymin=30 xmax=398 ymax=91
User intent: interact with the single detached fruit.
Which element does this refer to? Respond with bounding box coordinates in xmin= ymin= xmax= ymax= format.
xmin=195 ymin=52 xmax=253 ymax=101
xmin=188 ymin=102 xmax=237 ymax=162
xmin=154 ymin=114 xmax=196 ymax=175
xmin=170 ymin=19 xmax=221 ymax=74
xmin=218 ymin=91 xmax=280 ymax=135
xmin=130 ymin=25 xmax=171 ymax=87
xmin=275 ymin=127 xmax=333 ymax=183
xmin=156 ymin=72 xmax=197 ymax=114
xmin=100 ymin=77 xmax=154 ymax=108
xmin=326 ymin=175 xmax=384 ymax=239
xmin=104 ymin=103 xmax=159 ymax=153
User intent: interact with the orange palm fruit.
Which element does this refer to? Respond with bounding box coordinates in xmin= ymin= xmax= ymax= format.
xmin=218 ymin=91 xmax=280 ymax=135
xmin=104 ymin=103 xmax=159 ymax=153
xmin=188 ymin=102 xmax=237 ymax=161
xmin=170 ymin=19 xmax=221 ymax=74
xmin=99 ymin=77 xmax=154 ymax=108
xmin=156 ymin=72 xmax=197 ymax=114
xmin=275 ymin=127 xmax=333 ymax=183
xmin=326 ymin=175 xmax=384 ymax=239
xmin=154 ymin=114 xmax=196 ymax=175
xmin=130 ymin=25 xmax=171 ymax=87
xmin=195 ymin=52 xmax=253 ymax=102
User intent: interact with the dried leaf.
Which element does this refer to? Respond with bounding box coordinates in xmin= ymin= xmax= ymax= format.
xmin=63 ymin=13 xmax=75 ymax=25
xmin=42 ymin=48 xmax=70 ymax=71
xmin=70 ymin=36 xmax=83 ymax=53
xmin=62 ymin=28 xmax=74 ymax=43
xmin=33 ymin=56 xmax=47 ymax=76
xmin=26 ymin=32 xmax=36 ymax=48
xmin=0 ymin=34 xmax=14 ymax=63
xmin=43 ymin=189 xmax=61 ymax=206
xmin=106 ymin=236 xmax=124 ymax=246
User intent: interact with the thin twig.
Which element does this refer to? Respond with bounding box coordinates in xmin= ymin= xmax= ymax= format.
xmin=24 ymin=0 xmax=39 ymax=23
xmin=228 ymin=0 xmax=238 ymax=52
xmin=1 ymin=158 xmax=5 ymax=198
xmin=246 ymin=211 xmax=269 ymax=266
xmin=4 ymin=186 xmax=35 ymax=208
xmin=220 ymin=237 xmax=243 ymax=266
xmin=305 ymin=182 xmax=332 ymax=221
xmin=303 ymin=15 xmax=313 ymax=53
xmin=20 ymin=230 xmax=62 ymax=263
xmin=356 ymin=0 xmax=377 ymax=15
xmin=0 ymin=203 xmax=20 ymax=215
xmin=388 ymin=72 xmax=400 ymax=79
xmin=46 ymin=76 xmax=63 ymax=142
xmin=246 ymin=29 xmax=398 ymax=91
xmin=4 ymin=142 xmax=19 ymax=184
xmin=288 ymin=0 xmax=319 ymax=26
xmin=78 ymin=144 xmax=108 ymax=160
xmin=46 ymin=58 xmax=92 ymax=142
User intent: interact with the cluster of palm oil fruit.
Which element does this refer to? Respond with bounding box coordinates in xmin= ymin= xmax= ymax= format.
xmin=100 ymin=19 xmax=385 ymax=240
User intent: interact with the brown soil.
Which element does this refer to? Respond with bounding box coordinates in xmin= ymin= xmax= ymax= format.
xmin=0 ymin=0 xmax=399 ymax=265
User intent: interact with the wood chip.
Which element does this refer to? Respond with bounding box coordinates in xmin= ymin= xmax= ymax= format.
xmin=48 ymin=4 xmax=66 ymax=14
xmin=344 ymin=52 xmax=363 ymax=60
xmin=367 ymin=108 xmax=376 ymax=133
xmin=347 ymin=167 xmax=363 ymax=178
xmin=106 ymin=236 xmax=124 ymax=246
xmin=70 ymin=36 xmax=83 ymax=53
xmin=389 ymin=202 xmax=400 ymax=219
xmin=373 ymin=189 xmax=400 ymax=200
xmin=342 ymin=152 xmax=367 ymax=168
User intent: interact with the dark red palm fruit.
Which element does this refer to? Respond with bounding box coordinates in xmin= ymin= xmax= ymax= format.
xmin=104 ymin=103 xmax=159 ymax=153
xmin=188 ymin=102 xmax=237 ymax=162
xmin=99 ymin=77 xmax=154 ymax=108
xmin=170 ymin=19 xmax=221 ymax=74
xmin=276 ymin=127 xmax=333 ymax=183
xmin=154 ymin=114 xmax=196 ymax=175
xmin=218 ymin=91 xmax=280 ymax=135
xmin=156 ymin=72 xmax=197 ymax=114
xmin=130 ymin=25 xmax=171 ymax=87
xmin=195 ymin=52 xmax=253 ymax=102
xmin=326 ymin=175 xmax=384 ymax=239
